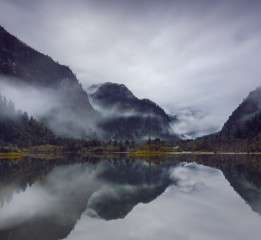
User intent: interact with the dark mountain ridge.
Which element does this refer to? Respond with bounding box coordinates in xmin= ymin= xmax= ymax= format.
xmin=0 ymin=25 xmax=78 ymax=87
xmin=0 ymin=25 xmax=99 ymax=139
xmin=0 ymin=26 xmax=179 ymax=141
xmin=220 ymin=86 xmax=261 ymax=139
xmin=88 ymin=82 xmax=178 ymax=141
xmin=181 ymin=86 xmax=261 ymax=152
xmin=89 ymin=82 xmax=170 ymax=121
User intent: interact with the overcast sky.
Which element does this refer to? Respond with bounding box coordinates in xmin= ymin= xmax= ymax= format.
xmin=0 ymin=0 xmax=261 ymax=137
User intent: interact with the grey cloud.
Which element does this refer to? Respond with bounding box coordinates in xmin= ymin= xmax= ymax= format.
xmin=0 ymin=0 xmax=261 ymax=137
xmin=170 ymin=108 xmax=221 ymax=139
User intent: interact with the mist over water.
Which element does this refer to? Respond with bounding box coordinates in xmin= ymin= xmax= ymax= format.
xmin=0 ymin=156 xmax=261 ymax=240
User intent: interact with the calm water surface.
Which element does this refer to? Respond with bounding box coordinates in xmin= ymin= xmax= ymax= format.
xmin=0 ymin=155 xmax=261 ymax=240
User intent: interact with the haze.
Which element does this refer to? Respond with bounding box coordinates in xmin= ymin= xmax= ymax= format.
xmin=0 ymin=0 xmax=261 ymax=137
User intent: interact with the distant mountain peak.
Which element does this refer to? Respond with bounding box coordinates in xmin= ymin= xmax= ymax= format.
xmin=88 ymin=82 xmax=136 ymax=104
xmin=88 ymin=82 xmax=178 ymax=141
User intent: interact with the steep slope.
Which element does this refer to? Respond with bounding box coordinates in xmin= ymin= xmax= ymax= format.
xmin=88 ymin=82 xmax=178 ymax=140
xmin=0 ymin=25 xmax=98 ymax=139
xmin=181 ymin=86 xmax=261 ymax=152
xmin=220 ymin=86 xmax=261 ymax=139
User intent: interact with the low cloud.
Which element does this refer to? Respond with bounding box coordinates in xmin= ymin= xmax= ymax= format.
xmin=0 ymin=0 xmax=261 ymax=137
xmin=0 ymin=76 xmax=100 ymax=138
xmin=170 ymin=108 xmax=221 ymax=139
xmin=0 ymin=76 xmax=60 ymax=118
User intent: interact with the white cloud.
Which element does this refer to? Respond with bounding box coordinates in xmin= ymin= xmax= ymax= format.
xmin=0 ymin=0 xmax=261 ymax=136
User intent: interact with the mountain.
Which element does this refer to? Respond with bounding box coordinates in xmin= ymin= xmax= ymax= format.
xmin=0 ymin=25 xmax=99 ymax=139
xmin=181 ymin=86 xmax=261 ymax=152
xmin=220 ymin=86 xmax=261 ymax=139
xmin=0 ymin=26 xmax=179 ymax=141
xmin=88 ymin=82 xmax=178 ymax=140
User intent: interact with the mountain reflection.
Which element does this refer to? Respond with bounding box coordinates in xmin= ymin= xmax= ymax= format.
xmin=0 ymin=155 xmax=261 ymax=240
xmin=0 ymin=157 xmax=177 ymax=240
xmin=195 ymin=154 xmax=261 ymax=216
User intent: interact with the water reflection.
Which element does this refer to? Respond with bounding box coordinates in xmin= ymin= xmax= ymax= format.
xmin=0 ymin=155 xmax=261 ymax=240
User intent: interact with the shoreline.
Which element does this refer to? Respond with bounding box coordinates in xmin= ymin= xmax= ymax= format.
xmin=169 ymin=151 xmax=261 ymax=155
xmin=1 ymin=150 xmax=261 ymax=160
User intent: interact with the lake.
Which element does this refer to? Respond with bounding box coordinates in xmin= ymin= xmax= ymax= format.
xmin=0 ymin=154 xmax=261 ymax=240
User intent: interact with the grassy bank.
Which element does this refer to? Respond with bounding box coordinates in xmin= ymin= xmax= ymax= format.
xmin=1 ymin=143 xmax=261 ymax=160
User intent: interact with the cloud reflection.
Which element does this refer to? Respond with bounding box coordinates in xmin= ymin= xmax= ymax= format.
xmin=66 ymin=162 xmax=261 ymax=240
xmin=0 ymin=160 xmax=261 ymax=240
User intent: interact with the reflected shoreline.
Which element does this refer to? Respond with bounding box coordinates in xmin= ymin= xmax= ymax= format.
xmin=0 ymin=154 xmax=261 ymax=240
xmin=2 ymin=150 xmax=261 ymax=162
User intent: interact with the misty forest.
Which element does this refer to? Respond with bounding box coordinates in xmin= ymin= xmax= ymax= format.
xmin=0 ymin=0 xmax=261 ymax=240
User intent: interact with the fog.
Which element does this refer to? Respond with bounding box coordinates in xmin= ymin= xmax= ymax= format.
xmin=0 ymin=76 xmax=173 ymax=140
xmin=0 ymin=76 xmax=100 ymax=138
xmin=171 ymin=108 xmax=221 ymax=139
xmin=1 ymin=0 xmax=261 ymax=136
xmin=0 ymin=77 xmax=60 ymax=118
xmin=87 ymin=83 xmax=162 ymax=119
xmin=238 ymin=86 xmax=261 ymax=124
xmin=89 ymin=99 xmax=167 ymax=120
